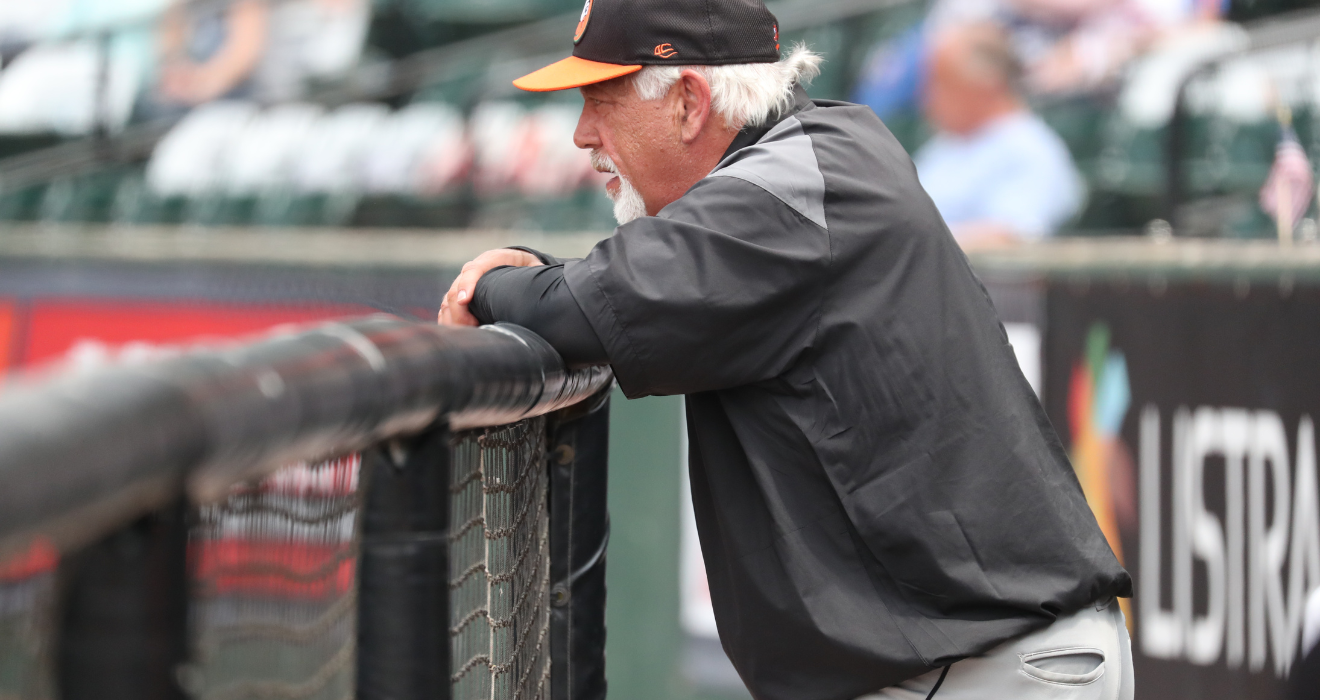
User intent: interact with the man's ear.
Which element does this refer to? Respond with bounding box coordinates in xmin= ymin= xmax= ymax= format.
xmin=676 ymin=69 xmax=713 ymax=144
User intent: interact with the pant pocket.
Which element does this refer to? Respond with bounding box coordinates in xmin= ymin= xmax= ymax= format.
xmin=1019 ymin=647 xmax=1106 ymax=686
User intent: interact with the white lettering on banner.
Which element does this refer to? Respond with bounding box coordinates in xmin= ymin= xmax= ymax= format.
xmin=1140 ymin=406 xmax=1320 ymax=676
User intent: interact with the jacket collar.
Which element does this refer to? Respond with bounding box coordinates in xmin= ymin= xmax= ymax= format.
xmin=719 ymin=84 xmax=814 ymax=162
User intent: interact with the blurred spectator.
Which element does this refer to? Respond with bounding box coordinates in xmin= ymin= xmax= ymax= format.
xmin=255 ymin=0 xmax=369 ymax=102
xmin=155 ymin=0 xmax=269 ymax=110
xmin=852 ymin=24 xmax=926 ymax=121
xmin=853 ymin=0 xmax=1224 ymax=119
xmin=149 ymin=0 xmax=368 ymax=114
xmin=914 ymin=23 xmax=1083 ymax=246
xmin=933 ymin=0 xmax=1203 ymax=95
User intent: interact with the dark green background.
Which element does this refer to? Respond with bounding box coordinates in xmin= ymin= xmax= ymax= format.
xmin=606 ymin=390 xmax=751 ymax=700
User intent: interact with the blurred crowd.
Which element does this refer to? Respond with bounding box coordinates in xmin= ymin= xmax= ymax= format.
xmin=854 ymin=0 xmax=1226 ymax=115
xmin=853 ymin=0 xmax=1238 ymax=245
xmin=0 ymin=0 xmax=1317 ymax=236
xmin=0 ymin=0 xmax=616 ymax=230
xmin=140 ymin=99 xmax=605 ymax=225
xmin=0 ymin=0 xmax=369 ymax=133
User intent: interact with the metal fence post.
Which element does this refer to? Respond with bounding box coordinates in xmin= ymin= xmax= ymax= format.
xmin=56 ymin=497 xmax=190 ymax=700
xmin=547 ymin=388 xmax=611 ymax=700
xmin=357 ymin=424 xmax=452 ymax=700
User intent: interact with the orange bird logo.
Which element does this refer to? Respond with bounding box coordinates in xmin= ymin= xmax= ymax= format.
xmin=574 ymin=0 xmax=592 ymax=43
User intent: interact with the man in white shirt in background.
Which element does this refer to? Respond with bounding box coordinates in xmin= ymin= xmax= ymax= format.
xmin=915 ymin=23 xmax=1084 ymax=248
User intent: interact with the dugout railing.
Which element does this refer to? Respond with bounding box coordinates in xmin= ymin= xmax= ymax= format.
xmin=0 ymin=315 xmax=613 ymax=700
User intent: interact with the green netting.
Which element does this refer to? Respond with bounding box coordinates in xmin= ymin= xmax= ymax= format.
xmin=450 ymin=418 xmax=551 ymax=700
xmin=0 ymin=417 xmax=552 ymax=700
xmin=184 ymin=455 xmax=362 ymax=700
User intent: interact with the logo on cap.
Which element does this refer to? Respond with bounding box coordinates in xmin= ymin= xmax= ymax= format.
xmin=654 ymin=43 xmax=677 ymax=58
xmin=574 ymin=0 xmax=592 ymax=44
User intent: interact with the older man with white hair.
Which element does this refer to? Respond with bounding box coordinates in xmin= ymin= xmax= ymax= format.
xmin=439 ymin=0 xmax=1133 ymax=698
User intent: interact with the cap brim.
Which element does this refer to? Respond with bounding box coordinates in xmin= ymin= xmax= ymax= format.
xmin=513 ymin=56 xmax=642 ymax=92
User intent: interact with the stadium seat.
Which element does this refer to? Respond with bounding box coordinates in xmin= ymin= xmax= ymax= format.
xmin=0 ymin=183 xmax=47 ymax=222
xmin=465 ymin=99 xmax=616 ymax=230
xmin=1089 ymin=117 xmax=1165 ymax=196
xmin=221 ymin=103 xmax=326 ymax=196
xmin=1037 ymin=97 xmax=1108 ymax=166
xmin=350 ymin=193 xmax=473 ymax=228
xmin=1222 ymin=120 xmax=1275 ymax=191
xmin=470 ymin=101 xmax=527 ymax=195
xmin=291 ymin=103 xmax=390 ymax=195
xmin=361 ymin=102 xmax=466 ymax=195
xmin=65 ymin=169 xmax=129 ymax=223
xmin=33 ymin=178 xmax=72 ymax=222
xmin=0 ymin=39 xmax=142 ymax=136
xmin=113 ymin=171 xmax=189 ymax=226
xmin=185 ymin=194 xmax=261 ymax=227
xmin=147 ymin=102 xmax=261 ymax=197
xmin=515 ymin=103 xmax=595 ymax=197
xmin=251 ymin=192 xmax=362 ymax=227
xmin=250 ymin=189 xmax=302 ymax=227
xmin=1069 ymin=114 xmax=1166 ymax=232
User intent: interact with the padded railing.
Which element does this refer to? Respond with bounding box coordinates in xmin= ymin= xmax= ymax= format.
xmin=0 ymin=317 xmax=613 ymax=700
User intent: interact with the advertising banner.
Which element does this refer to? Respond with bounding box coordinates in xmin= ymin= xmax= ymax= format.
xmin=0 ymin=299 xmax=12 ymax=373
xmin=17 ymin=299 xmax=367 ymax=369
xmin=1044 ymin=280 xmax=1320 ymax=700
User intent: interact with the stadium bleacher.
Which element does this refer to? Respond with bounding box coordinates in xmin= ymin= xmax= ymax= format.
xmin=0 ymin=0 xmax=1318 ymax=236
xmin=0 ymin=0 xmax=935 ymax=232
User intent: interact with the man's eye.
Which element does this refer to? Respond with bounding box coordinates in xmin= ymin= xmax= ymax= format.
xmin=591 ymin=98 xmax=603 ymax=106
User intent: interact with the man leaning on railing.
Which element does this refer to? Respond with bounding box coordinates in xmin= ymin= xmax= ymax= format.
xmin=440 ymin=0 xmax=1133 ymax=697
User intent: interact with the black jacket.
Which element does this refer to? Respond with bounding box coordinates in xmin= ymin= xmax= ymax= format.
xmin=473 ymin=87 xmax=1131 ymax=700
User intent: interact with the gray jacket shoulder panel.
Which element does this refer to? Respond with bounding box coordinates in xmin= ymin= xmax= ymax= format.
xmin=707 ymin=115 xmax=828 ymax=229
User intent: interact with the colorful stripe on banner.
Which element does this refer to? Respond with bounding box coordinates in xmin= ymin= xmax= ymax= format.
xmin=192 ymin=540 xmax=356 ymax=600
xmin=20 ymin=299 xmax=368 ymax=369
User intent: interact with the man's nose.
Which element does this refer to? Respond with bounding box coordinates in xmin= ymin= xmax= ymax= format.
xmin=573 ymin=106 xmax=599 ymax=150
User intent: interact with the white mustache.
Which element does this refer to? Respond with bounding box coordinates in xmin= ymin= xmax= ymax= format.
xmin=590 ymin=150 xmax=618 ymax=174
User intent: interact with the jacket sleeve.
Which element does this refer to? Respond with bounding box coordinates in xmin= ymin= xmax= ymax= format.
xmin=470 ymin=264 xmax=608 ymax=368
xmin=563 ymin=176 xmax=830 ymax=398
xmin=504 ymin=246 xmax=563 ymax=266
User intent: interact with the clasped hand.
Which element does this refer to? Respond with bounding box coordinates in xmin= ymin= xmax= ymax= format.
xmin=438 ymin=249 xmax=544 ymax=326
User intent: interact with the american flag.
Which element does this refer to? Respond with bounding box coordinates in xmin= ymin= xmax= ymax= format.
xmin=1259 ymin=124 xmax=1314 ymax=236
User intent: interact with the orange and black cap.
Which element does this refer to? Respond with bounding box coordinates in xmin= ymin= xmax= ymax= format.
xmin=514 ymin=0 xmax=781 ymax=92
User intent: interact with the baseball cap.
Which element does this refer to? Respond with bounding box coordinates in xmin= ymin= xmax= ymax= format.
xmin=513 ymin=0 xmax=781 ymax=92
